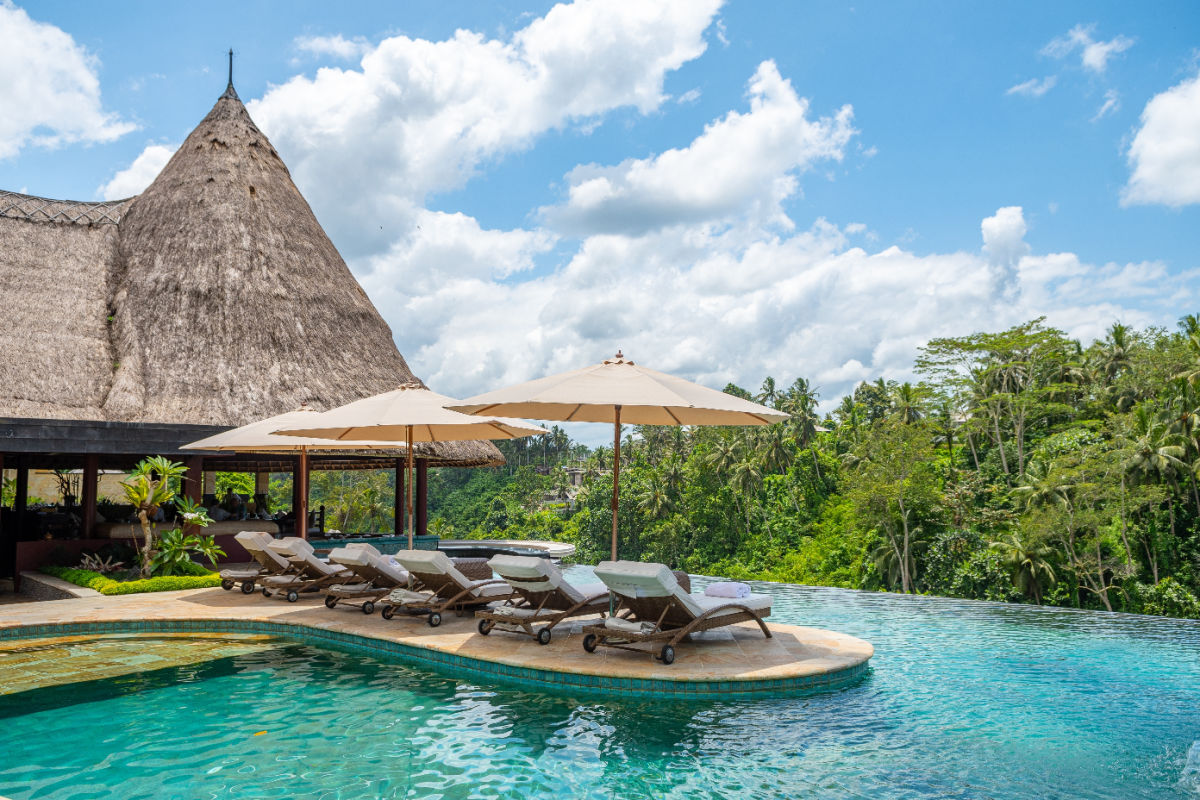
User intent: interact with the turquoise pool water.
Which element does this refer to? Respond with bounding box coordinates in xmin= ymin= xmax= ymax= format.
xmin=1 ymin=573 xmax=1199 ymax=799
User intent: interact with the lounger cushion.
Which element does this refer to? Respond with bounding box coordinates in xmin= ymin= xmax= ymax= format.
xmin=692 ymin=592 xmax=772 ymax=616
xmin=395 ymin=550 xmax=508 ymax=600
xmin=594 ymin=560 xmax=770 ymax=619
xmin=234 ymin=531 xmax=291 ymax=571
xmin=329 ymin=547 xmax=409 ymax=584
xmin=594 ymin=561 xmax=679 ymax=598
xmin=488 ymin=555 xmax=607 ymax=605
xmin=270 ymin=537 xmax=343 ymax=577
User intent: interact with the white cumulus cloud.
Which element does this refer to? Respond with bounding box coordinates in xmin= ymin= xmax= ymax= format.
xmin=542 ymin=61 xmax=855 ymax=236
xmin=0 ymin=1 xmax=135 ymax=159
xmin=1122 ymin=71 xmax=1200 ymax=208
xmin=244 ymin=0 xmax=722 ymax=258
xmin=97 ymin=143 xmax=174 ymax=199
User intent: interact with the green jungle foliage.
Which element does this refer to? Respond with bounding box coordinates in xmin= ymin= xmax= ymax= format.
xmin=242 ymin=316 xmax=1200 ymax=619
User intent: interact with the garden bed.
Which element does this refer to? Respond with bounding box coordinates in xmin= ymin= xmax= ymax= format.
xmin=41 ymin=565 xmax=221 ymax=596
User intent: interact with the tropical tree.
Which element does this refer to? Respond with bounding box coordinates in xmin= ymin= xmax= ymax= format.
xmin=120 ymin=457 xmax=189 ymax=577
xmin=990 ymin=532 xmax=1057 ymax=604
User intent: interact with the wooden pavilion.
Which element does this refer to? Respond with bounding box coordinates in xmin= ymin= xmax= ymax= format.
xmin=0 ymin=75 xmax=501 ymax=583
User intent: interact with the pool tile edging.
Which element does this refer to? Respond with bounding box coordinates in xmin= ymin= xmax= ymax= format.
xmin=0 ymin=619 xmax=871 ymax=700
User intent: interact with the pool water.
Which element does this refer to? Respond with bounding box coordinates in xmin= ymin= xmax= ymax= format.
xmin=1 ymin=575 xmax=1199 ymax=799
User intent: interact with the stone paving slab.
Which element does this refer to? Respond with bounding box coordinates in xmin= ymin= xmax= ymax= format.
xmin=0 ymin=587 xmax=874 ymax=687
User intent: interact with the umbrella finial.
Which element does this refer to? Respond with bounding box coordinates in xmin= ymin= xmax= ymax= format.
xmin=605 ymin=350 xmax=633 ymax=365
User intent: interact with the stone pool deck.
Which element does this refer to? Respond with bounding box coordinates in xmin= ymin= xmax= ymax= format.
xmin=0 ymin=588 xmax=873 ymax=698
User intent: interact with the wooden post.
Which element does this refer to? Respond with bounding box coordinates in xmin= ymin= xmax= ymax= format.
xmin=202 ymin=470 xmax=216 ymax=501
xmin=81 ymin=454 xmax=99 ymax=538
xmin=296 ymin=447 xmax=309 ymax=540
xmin=254 ymin=471 xmax=269 ymax=495
xmin=184 ymin=457 xmax=203 ymax=503
xmin=611 ymin=406 xmax=621 ymax=562
xmin=416 ymin=459 xmax=428 ymax=536
xmin=394 ymin=458 xmax=405 ymax=535
xmin=14 ymin=457 xmax=28 ymax=520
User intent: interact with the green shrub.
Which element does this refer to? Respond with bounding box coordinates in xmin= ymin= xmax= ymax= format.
xmin=1130 ymin=578 xmax=1200 ymax=619
xmin=42 ymin=565 xmax=220 ymax=595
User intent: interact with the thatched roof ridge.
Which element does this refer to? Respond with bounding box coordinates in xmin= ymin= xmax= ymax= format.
xmin=0 ymin=89 xmax=503 ymax=468
xmin=0 ymin=190 xmax=129 ymax=226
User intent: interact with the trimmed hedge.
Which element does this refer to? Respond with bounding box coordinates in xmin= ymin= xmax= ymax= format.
xmin=42 ymin=565 xmax=222 ymax=595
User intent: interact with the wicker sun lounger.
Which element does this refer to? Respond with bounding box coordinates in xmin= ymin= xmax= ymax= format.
xmin=219 ymin=531 xmax=297 ymax=594
xmin=323 ymin=545 xmax=410 ymax=614
xmin=475 ymin=555 xmax=609 ymax=645
xmin=580 ymin=561 xmax=772 ymax=664
xmin=259 ymin=538 xmax=355 ymax=602
xmin=379 ymin=550 xmax=514 ymax=627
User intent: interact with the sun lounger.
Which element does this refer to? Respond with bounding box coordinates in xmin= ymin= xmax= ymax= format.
xmin=323 ymin=545 xmax=410 ymax=614
xmin=219 ymin=531 xmax=296 ymax=594
xmin=474 ymin=555 xmax=609 ymax=644
xmin=580 ymin=561 xmax=772 ymax=664
xmin=379 ymin=550 xmax=514 ymax=626
xmin=260 ymin=538 xmax=355 ymax=602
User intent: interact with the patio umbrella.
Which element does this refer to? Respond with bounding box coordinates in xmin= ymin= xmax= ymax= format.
xmin=448 ymin=352 xmax=788 ymax=560
xmin=182 ymin=404 xmax=410 ymax=538
xmin=273 ymin=382 xmax=546 ymax=547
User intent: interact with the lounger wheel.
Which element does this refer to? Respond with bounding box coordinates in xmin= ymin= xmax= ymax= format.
xmin=536 ymin=627 xmax=552 ymax=646
xmin=659 ymin=645 xmax=675 ymax=665
xmin=286 ymin=590 xmax=299 ymax=603
xmin=324 ymin=596 xmax=338 ymax=609
xmin=221 ymin=579 xmax=234 ymax=591
xmin=362 ymin=601 xmax=375 ymax=615
xmin=240 ymin=581 xmax=256 ymax=594
xmin=582 ymin=633 xmax=598 ymax=653
xmin=261 ymin=587 xmax=271 ymax=597
xmin=477 ymin=619 xmax=493 ymax=636
xmin=381 ymin=606 xmax=396 ymax=620
xmin=428 ymin=612 xmax=442 ymax=628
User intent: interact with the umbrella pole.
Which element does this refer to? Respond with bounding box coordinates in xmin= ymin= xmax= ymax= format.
xmin=297 ymin=445 xmax=309 ymax=540
xmin=407 ymin=425 xmax=415 ymax=549
xmin=611 ymin=405 xmax=621 ymax=562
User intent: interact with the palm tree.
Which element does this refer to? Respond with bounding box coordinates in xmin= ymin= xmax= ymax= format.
xmin=755 ymin=376 xmax=781 ymax=409
xmin=759 ymin=425 xmax=793 ymax=474
xmin=990 ymin=533 xmax=1057 ymax=605
xmin=891 ymin=382 xmax=925 ymax=424
xmin=729 ymin=456 xmax=764 ymax=533
xmin=1011 ymin=458 xmax=1071 ymax=512
xmin=636 ymin=476 xmax=671 ymax=520
xmin=706 ymin=439 xmax=739 ymax=477
xmin=1100 ymin=321 xmax=1133 ymax=385
xmin=1125 ymin=406 xmax=1187 ymax=488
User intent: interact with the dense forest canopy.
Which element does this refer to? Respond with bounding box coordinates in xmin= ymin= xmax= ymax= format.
xmin=238 ymin=316 xmax=1200 ymax=619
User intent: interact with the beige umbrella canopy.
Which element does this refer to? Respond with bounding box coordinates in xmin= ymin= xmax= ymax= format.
xmin=181 ymin=405 xmax=406 ymax=452
xmin=275 ymin=382 xmax=546 ymax=546
xmin=181 ymin=405 xmax=412 ymax=538
xmin=449 ymin=352 xmax=788 ymax=560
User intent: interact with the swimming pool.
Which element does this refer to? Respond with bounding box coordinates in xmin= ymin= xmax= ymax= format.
xmin=1 ymin=576 xmax=1198 ymax=799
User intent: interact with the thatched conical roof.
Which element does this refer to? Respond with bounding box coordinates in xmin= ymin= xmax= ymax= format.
xmin=0 ymin=86 xmax=502 ymax=467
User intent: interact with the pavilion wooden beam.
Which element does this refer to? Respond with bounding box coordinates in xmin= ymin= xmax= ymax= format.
xmin=296 ymin=448 xmax=309 ymax=540
xmin=184 ymin=457 xmax=203 ymax=504
xmin=81 ymin=454 xmax=99 ymax=538
xmin=394 ymin=458 xmax=405 ymax=536
xmin=416 ymin=458 xmax=428 ymax=537
xmin=13 ymin=456 xmax=28 ymax=520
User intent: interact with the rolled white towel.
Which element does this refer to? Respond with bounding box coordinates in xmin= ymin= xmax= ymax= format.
xmin=704 ymin=581 xmax=751 ymax=599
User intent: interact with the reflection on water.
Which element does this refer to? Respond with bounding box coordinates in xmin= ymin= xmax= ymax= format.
xmin=0 ymin=576 xmax=1198 ymax=799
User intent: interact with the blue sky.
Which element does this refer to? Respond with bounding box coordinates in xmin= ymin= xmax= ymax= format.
xmin=3 ymin=0 xmax=1198 ymax=416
